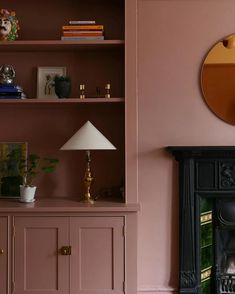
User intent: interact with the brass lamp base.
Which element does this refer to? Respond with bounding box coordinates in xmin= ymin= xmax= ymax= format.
xmin=80 ymin=150 xmax=95 ymax=204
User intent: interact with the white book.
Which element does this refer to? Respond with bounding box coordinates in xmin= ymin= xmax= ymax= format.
xmin=61 ymin=36 xmax=104 ymax=40
xmin=69 ymin=20 xmax=96 ymax=24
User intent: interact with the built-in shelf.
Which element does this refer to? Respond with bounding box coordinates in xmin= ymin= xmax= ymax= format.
xmin=0 ymin=40 xmax=125 ymax=52
xmin=0 ymin=198 xmax=140 ymax=213
xmin=0 ymin=98 xmax=124 ymax=104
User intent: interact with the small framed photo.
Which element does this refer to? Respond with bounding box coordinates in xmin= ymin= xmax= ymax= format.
xmin=0 ymin=142 xmax=27 ymax=198
xmin=37 ymin=66 xmax=67 ymax=98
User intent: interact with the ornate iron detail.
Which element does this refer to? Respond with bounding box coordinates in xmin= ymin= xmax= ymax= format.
xmin=220 ymin=162 xmax=235 ymax=188
xmin=180 ymin=271 xmax=196 ymax=288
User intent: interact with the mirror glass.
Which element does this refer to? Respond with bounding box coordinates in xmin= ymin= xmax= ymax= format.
xmin=201 ymin=34 xmax=235 ymax=125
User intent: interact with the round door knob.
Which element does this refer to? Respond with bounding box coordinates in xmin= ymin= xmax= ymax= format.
xmin=0 ymin=249 xmax=4 ymax=254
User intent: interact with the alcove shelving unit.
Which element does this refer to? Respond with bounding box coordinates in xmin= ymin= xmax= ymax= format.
xmin=0 ymin=0 xmax=138 ymax=293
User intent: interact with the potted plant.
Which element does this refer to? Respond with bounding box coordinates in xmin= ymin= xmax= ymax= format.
xmin=18 ymin=153 xmax=59 ymax=203
xmin=54 ymin=75 xmax=71 ymax=98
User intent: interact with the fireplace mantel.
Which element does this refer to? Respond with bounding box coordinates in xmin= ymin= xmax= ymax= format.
xmin=167 ymin=146 xmax=235 ymax=294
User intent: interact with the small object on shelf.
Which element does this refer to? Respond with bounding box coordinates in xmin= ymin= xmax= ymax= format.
xmin=61 ymin=36 xmax=104 ymax=40
xmin=96 ymin=86 xmax=101 ymax=97
xmin=60 ymin=121 xmax=116 ymax=204
xmin=0 ymin=65 xmax=26 ymax=99
xmin=18 ymin=153 xmax=59 ymax=203
xmin=37 ymin=66 xmax=67 ymax=99
xmin=105 ymin=83 xmax=111 ymax=98
xmin=54 ymin=75 xmax=71 ymax=98
xmin=0 ymin=64 xmax=15 ymax=84
xmin=61 ymin=21 xmax=104 ymax=41
xmin=0 ymin=9 xmax=19 ymax=41
xmin=79 ymin=84 xmax=85 ymax=99
xmin=69 ymin=20 xmax=96 ymax=25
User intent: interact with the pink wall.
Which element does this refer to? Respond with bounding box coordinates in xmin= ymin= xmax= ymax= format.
xmin=137 ymin=1 xmax=235 ymax=293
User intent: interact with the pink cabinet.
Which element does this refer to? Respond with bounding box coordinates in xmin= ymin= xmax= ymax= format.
xmin=70 ymin=217 xmax=124 ymax=294
xmin=14 ymin=217 xmax=70 ymax=294
xmin=13 ymin=216 xmax=124 ymax=294
xmin=0 ymin=217 xmax=8 ymax=294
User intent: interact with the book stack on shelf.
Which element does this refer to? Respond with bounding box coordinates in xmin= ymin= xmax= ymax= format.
xmin=61 ymin=20 xmax=104 ymax=40
xmin=0 ymin=84 xmax=26 ymax=99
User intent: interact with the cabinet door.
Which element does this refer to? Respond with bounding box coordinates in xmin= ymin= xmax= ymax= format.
xmin=70 ymin=217 xmax=124 ymax=294
xmin=14 ymin=217 xmax=69 ymax=294
xmin=0 ymin=217 xmax=8 ymax=294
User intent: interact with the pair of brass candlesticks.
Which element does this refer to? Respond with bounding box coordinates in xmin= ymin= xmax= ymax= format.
xmin=79 ymin=83 xmax=111 ymax=99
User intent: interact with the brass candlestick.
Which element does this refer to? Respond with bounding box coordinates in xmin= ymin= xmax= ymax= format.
xmin=82 ymin=150 xmax=94 ymax=204
xmin=105 ymin=83 xmax=111 ymax=98
xmin=79 ymin=84 xmax=85 ymax=99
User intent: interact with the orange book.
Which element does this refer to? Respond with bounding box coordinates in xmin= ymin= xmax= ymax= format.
xmin=62 ymin=25 xmax=104 ymax=30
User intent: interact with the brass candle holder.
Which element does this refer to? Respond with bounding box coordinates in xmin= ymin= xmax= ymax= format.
xmin=105 ymin=83 xmax=111 ymax=98
xmin=79 ymin=84 xmax=85 ymax=99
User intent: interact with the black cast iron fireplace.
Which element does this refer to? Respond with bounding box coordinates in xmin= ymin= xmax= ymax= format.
xmin=167 ymin=147 xmax=235 ymax=294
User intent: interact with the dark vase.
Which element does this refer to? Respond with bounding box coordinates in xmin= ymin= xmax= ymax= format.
xmin=54 ymin=80 xmax=71 ymax=98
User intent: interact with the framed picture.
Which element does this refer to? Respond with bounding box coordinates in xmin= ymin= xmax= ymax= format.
xmin=37 ymin=66 xmax=67 ymax=98
xmin=0 ymin=142 xmax=27 ymax=198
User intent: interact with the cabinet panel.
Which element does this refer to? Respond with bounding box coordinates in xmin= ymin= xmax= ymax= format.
xmin=14 ymin=217 xmax=69 ymax=294
xmin=0 ymin=217 xmax=8 ymax=294
xmin=70 ymin=217 xmax=124 ymax=294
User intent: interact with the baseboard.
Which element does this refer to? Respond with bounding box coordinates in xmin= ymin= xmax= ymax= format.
xmin=138 ymin=286 xmax=177 ymax=293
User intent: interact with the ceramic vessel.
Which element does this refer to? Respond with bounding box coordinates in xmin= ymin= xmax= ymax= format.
xmin=54 ymin=79 xmax=71 ymax=98
xmin=19 ymin=185 xmax=36 ymax=203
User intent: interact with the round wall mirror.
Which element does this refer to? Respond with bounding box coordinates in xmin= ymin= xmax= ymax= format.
xmin=201 ymin=34 xmax=235 ymax=125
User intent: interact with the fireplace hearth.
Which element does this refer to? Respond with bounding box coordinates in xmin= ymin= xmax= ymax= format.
xmin=167 ymin=147 xmax=235 ymax=294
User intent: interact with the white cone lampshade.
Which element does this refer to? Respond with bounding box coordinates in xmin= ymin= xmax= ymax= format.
xmin=60 ymin=121 xmax=116 ymax=150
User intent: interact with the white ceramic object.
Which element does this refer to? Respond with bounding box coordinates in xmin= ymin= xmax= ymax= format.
xmin=19 ymin=185 xmax=37 ymax=203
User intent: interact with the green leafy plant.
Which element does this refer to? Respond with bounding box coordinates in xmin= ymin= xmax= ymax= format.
xmin=19 ymin=154 xmax=59 ymax=187
xmin=5 ymin=148 xmax=59 ymax=187
xmin=54 ymin=75 xmax=71 ymax=82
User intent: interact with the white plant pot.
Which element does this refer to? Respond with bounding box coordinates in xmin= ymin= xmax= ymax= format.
xmin=19 ymin=185 xmax=37 ymax=203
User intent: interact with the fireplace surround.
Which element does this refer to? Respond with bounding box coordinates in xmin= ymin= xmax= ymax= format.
xmin=167 ymin=146 xmax=235 ymax=294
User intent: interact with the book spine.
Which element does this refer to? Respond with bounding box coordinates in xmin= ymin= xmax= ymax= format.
xmin=69 ymin=20 xmax=96 ymax=24
xmin=62 ymin=25 xmax=104 ymax=30
xmin=63 ymin=32 xmax=103 ymax=37
xmin=61 ymin=36 xmax=104 ymax=40
xmin=0 ymin=96 xmax=23 ymax=99
xmin=62 ymin=30 xmax=102 ymax=34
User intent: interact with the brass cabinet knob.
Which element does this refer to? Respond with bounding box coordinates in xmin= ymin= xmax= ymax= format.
xmin=0 ymin=249 xmax=4 ymax=254
xmin=60 ymin=246 xmax=71 ymax=256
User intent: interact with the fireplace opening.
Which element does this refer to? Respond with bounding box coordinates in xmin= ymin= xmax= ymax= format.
xmin=200 ymin=197 xmax=235 ymax=294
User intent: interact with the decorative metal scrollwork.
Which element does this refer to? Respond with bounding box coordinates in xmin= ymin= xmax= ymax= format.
xmin=220 ymin=162 xmax=235 ymax=188
xmin=180 ymin=271 xmax=196 ymax=288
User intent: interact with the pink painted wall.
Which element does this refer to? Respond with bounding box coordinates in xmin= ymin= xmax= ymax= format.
xmin=137 ymin=1 xmax=235 ymax=293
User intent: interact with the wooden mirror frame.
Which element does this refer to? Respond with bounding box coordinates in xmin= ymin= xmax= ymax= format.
xmin=201 ymin=34 xmax=235 ymax=125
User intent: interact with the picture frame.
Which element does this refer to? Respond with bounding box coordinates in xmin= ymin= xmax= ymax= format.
xmin=0 ymin=142 xmax=27 ymax=198
xmin=37 ymin=66 xmax=67 ymax=98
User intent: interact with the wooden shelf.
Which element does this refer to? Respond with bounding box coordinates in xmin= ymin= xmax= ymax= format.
xmin=0 ymin=40 xmax=125 ymax=52
xmin=0 ymin=198 xmax=140 ymax=213
xmin=0 ymin=98 xmax=124 ymax=104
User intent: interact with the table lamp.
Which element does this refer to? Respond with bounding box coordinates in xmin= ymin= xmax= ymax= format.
xmin=60 ymin=121 xmax=116 ymax=204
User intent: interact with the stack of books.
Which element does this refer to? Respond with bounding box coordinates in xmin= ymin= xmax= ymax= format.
xmin=61 ymin=20 xmax=104 ymax=41
xmin=0 ymin=84 xmax=26 ymax=99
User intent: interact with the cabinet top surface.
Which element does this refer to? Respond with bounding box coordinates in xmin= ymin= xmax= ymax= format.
xmin=0 ymin=198 xmax=140 ymax=213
